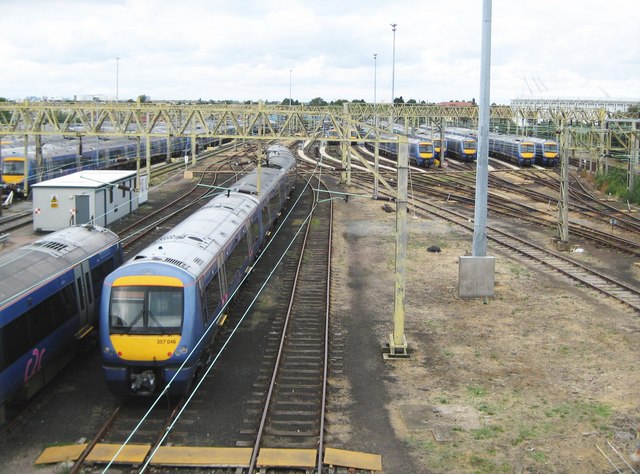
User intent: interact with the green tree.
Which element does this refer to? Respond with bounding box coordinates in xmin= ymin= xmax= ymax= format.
xmin=308 ymin=97 xmax=328 ymax=106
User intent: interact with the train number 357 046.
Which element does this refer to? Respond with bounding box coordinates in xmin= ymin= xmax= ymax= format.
xmin=157 ymin=339 xmax=177 ymax=345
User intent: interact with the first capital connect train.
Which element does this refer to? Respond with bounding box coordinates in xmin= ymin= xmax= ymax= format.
xmin=100 ymin=145 xmax=296 ymax=396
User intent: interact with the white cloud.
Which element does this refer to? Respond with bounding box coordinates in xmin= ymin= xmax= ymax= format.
xmin=1 ymin=0 xmax=638 ymax=103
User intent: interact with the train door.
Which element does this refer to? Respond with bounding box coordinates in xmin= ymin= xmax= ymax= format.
xmin=74 ymin=194 xmax=91 ymax=225
xmin=73 ymin=260 xmax=95 ymax=330
xmin=138 ymin=175 xmax=149 ymax=204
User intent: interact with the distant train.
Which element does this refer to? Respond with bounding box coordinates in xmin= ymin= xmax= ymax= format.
xmin=365 ymin=135 xmax=435 ymax=167
xmin=445 ymin=128 xmax=543 ymax=167
xmin=529 ymin=137 xmax=559 ymax=166
xmin=488 ymin=134 xmax=535 ymax=166
xmin=0 ymin=135 xmax=222 ymax=198
xmin=444 ymin=133 xmax=477 ymax=162
xmin=100 ymin=144 xmax=297 ymax=396
xmin=0 ymin=225 xmax=123 ymax=421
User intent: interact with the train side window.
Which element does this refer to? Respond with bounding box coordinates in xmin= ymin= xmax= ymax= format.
xmin=57 ymin=285 xmax=77 ymax=326
xmin=76 ymin=277 xmax=85 ymax=310
xmin=205 ymin=272 xmax=222 ymax=323
xmin=224 ymin=233 xmax=249 ymax=283
xmin=2 ymin=316 xmax=31 ymax=368
xmin=26 ymin=296 xmax=56 ymax=344
xmin=250 ymin=218 xmax=260 ymax=243
xmin=84 ymin=272 xmax=92 ymax=304
xmin=91 ymin=258 xmax=116 ymax=298
xmin=0 ymin=331 xmax=5 ymax=372
xmin=267 ymin=190 xmax=281 ymax=221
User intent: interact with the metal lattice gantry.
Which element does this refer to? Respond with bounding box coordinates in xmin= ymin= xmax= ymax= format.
xmin=0 ymin=100 xmax=638 ymax=160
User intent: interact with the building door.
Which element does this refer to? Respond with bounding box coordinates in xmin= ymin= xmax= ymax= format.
xmin=75 ymin=194 xmax=91 ymax=225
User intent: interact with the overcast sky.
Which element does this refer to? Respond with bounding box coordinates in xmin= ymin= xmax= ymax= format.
xmin=1 ymin=0 xmax=638 ymax=105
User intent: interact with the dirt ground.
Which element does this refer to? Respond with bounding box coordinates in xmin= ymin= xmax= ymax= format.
xmin=327 ymin=187 xmax=640 ymax=474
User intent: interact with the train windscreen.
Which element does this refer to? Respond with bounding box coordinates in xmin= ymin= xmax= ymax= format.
xmin=110 ymin=286 xmax=183 ymax=334
xmin=521 ymin=143 xmax=535 ymax=154
xmin=463 ymin=141 xmax=477 ymax=150
xmin=419 ymin=143 xmax=434 ymax=154
xmin=1 ymin=158 xmax=25 ymax=176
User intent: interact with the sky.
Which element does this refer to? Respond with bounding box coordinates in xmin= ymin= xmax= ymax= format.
xmin=1 ymin=0 xmax=639 ymax=105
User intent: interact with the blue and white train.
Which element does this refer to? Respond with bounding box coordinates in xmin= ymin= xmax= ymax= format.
xmin=0 ymin=225 xmax=123 ymax=421
xmin=100 ymin=144 xmax=297 ymax=396
xmin=444 ymin=133 xmax=477 ymax=162
xmin=1 ymin=135 xmax=222 ymax=198
xmin=488 ymin=134 xmax=536 ymax=166
xmin=366 ymin=135 xmax=435 ymax=167
xmin=529 ymin=137 xmax=559 ymax=166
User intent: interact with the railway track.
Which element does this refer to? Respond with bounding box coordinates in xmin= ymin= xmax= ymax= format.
xmin=339 ymin=169 xmax=640 ymax=313
xmin=246 ymin=176 xmax=332 ymax=472
xmin=56 ymin=150 xmax=341 ymax=473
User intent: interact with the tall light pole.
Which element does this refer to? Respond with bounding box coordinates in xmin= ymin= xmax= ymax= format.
xmin=390 ymin=23 xmax=397 ymax=105
xmin=116 ymin=57 xmax=120 ymax=102
xmin=289 ymin=69 xmax=292 ymax=106
xmin=373 ymin=53 xmax=380 ymax=198
xmin=373 ymin=53 xmax=377 ymax=107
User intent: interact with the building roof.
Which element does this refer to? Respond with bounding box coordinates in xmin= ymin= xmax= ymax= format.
xmin=32 ymin=170 xmax=136 ymax=189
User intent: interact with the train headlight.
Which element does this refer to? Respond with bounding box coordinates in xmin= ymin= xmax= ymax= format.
xmin=103 ymin=346 xmax=112 ymax=354
xmin=178 ymin=346 xmax=188 ymax=354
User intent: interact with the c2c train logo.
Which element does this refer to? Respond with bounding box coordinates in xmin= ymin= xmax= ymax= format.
xmin=24 ymin=347 xmax=46 ymax=383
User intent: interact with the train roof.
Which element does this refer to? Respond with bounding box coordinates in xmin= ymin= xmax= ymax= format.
xmin=124 ymin=191 xmax=260 ymax=279
xmin=0 ymin=225 xmax=119 ymax=308
xmin=122 ymin=145 xmax=295 ymax=280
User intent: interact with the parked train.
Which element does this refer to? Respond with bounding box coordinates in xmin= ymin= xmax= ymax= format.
xmin=444 ymin=133 xmax=477 ymax=162
xmin=488 ymin=134 xmax=536 ymax=166
xmin=445 ymin=127 xmax=557 ymax=167
xmin=415 ymin=127 xmax=447 ymax=165
xmin=100 ymin=144 xmax=297 ymax=396
xmin=0 ymin=225 xmax=123 ymax=421
xmin=0 ymin=135 xmax=222 ymax=198
xmin=365 ymin=134 xmax=435 ymax=167
xmin=529 ymin=137 xmax=560 ymax=166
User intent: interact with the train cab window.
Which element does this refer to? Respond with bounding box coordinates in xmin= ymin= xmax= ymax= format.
xmin=419 ymin=143 xmax=433 ymax=154
xmin=2 ymin=160 xmax=24 ymax=175
xmin=110 ymin=286 xmax=183 ymax=334
xmin=464 ymin=141 xmax=477 ymax=150
xmin=521 ymin=143 xmax=535 ymax=154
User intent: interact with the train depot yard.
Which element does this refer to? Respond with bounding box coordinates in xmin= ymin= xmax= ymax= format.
xmin=0 ymin=97 xmax=639 ymax=474
xmin=0 ymin=138 xmax=637 ymax=473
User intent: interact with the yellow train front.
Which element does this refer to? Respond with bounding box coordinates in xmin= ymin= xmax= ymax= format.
xmin=100 ymin=144 xmax=297 ymax=396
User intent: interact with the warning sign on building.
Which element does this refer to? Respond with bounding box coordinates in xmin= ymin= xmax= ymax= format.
xmin=50 ymin=195 xmax=59 ymax=208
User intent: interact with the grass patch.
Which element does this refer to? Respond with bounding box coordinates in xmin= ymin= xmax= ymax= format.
xmin=471 ymin=425 xmax=504 ymax=439
xmin=467 ymin=385 xmax=487 ymax=397
xmin=468 ymin=454 xmax=511 ymax=473
xmin=512 ymin=425 xmax=538 ymax=446
xmin=507 ymin=262 xmax=530 ymax=278
xmin=544 ymin=401 xmax=612 ymax=428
